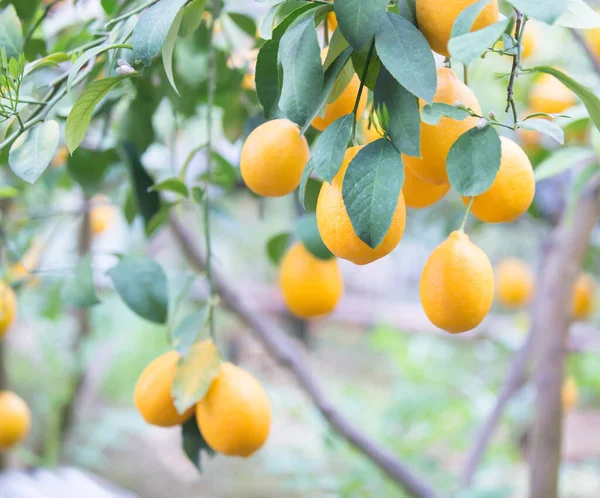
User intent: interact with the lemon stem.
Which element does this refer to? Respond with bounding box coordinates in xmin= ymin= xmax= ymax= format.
xmin=459 ymin=197 xmax=474 ymax=233
xmin=352 ymin=37 xmax=375 ymax=145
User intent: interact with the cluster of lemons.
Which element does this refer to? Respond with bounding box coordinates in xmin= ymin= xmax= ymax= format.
xmin=0 ymin=282 xmax=30 ymax=451
xmin=134 ymin=349 xmax=271 ymax=458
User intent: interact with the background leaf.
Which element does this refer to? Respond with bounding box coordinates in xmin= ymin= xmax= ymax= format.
xmin=267 ymin=232 xmax=292 ymax=265
xmin=181 ymin=416 xmax=216 ymax=471
xmin=228 ymin=12 xmax=256 ymax=37
xmin=334 ymin=0 xmax=389 ymax=51
xmin=556 ymin=0 xmax=600 ymax=28
xmin=150 ymin=178 xmax=189 ymax=197
xmin=506 ymin=0 xmax=567 ymax=25
xmin=9 ymin=120 xmax=59 ymax=184
xmin=534 ymin=146 xmax=595 ymax=181
xmin=342 ymin=139 xmax=404 ymax=248
xmin=62 ymin=255 xmax=101 ymax=309
xmin=179 ymin=0 xmax=206 ymax=37
xmin=67 ymin=148 xmax=119 ymax=197
xmin=0 ymin=5 xmax=23 ymax=59
xmin=297 ymin=213 xmax=334 ymax=260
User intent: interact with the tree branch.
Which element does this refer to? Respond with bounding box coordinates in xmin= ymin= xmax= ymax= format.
xmin=529 ymin=175 xmax=600 ymax=498
xmin=168 ymin=216 xmax=439 ymax=498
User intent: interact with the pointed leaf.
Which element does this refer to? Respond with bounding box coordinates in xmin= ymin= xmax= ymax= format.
xmin=312 ymin=114 xmax=353 ymax=183
xmin=259 ymin=4 xmax=281 ymax=41
xmin=68 ymin=43 xmax=132 ymax=90
xmin=162 ymin=8 xmax=184 ymax=95
xmin=334 ymin=0 xmax=389 ymax=51
xmin=228 ymin=12 xmax=256 ymax=37
xmin=449 ymin=18 xmax=510 ymax=65
xmin=181 ymin=416 xmax=216 ymax=471
xmin=150 ymin=177 xmax=189 ymax=197
xmin=179 ymin=0 xmax=206 ymax=37
xmin=9 ymin=120 xmax=59 ymax=184
xmin=450 ymin=0 xmax=494 ymax=37
xmin=267 ymin=232 xmax=291 ymax=265
xmin=519 ymin=119 xmax=564 ymax=144
xmin=172 ymin=307 xmax=209 ymax=355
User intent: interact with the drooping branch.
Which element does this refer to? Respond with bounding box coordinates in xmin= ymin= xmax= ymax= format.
xmin=169 ymin=216 xmax=439 ymax=498
xmin=529 ymin=175 xmax=600 ymax=498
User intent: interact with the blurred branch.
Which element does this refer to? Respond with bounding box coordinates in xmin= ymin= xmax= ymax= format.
xmin=570 ymin=29 xmax=600 ymax=78
xmin=169 ymin=215 xmax=439 ymax=498
xmin=529 ymin=175 xmax=600 ymax=498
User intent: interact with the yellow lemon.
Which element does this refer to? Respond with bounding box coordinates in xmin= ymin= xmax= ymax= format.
xmin=403 ymin=167 xmax=450 ymax=209
xmin=0 ymin=281 xmax=17 ymax=338
xmin=529 ymin=73 xmax=576 ymax=115
xmin=495 ymin=258 xmax=535 ymax=308
xmin=0 ymin=391 xmax=30 ymax=449
xmin=572 ymin=273 xmax=595 ymax=321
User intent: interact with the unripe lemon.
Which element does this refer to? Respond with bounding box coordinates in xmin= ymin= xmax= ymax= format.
xmin=403 ymin=167 xmax=450 ymax=209
xmin=312 ymin=49 xmax=367 ymax=132
xmin=495 ymin=258 xmax=535 ymax=309
xmin=0 ymin=281 xmax=17 ymax=338
xmin=90 ymin=194 xmax=116 ymax=235
xmin=562 ymin=376 xmax=579 ymax=413
xmin=403 ymin=67 xmax=482 ymax=185
xmin=572 ymin=273 xmax=595 ymax=321
xmin=420 ymin=231 xmax=494 ymax=333
xmin=0 ymin=391 xmax=30 ymax=449
xmin=241 ymin=119 xmax=309 ymax=197
xmin=463 ymin=137 xmax=535 ymax=224
xmin=417 ymin=0 xmax=499 ymax=57
xmin=279 ymin=242 xmax=343 ymax=318
xmin=196 ymin=362 xmax=271 ymax=457
xmin=316 ymin=147 xmax=406 ymax=265
xmin=529 ymin=74 xmax=575 ymax=115
xmin=134 ymin=351 xmax=195 ymax=427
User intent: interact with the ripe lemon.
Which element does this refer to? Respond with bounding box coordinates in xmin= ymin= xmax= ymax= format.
xmin=312 ymin=49 xmax=367 ymax=132
xmin=562 ymin=376 xmax=579 ymax=413
xmin=572 ymin=273 xmax=595 ymax=321
xmin=463 ymin=137 xmax=535 ymax=223
xmin=495 ymin=258 xmax=535 ymax=308
xmin=327 ymin=12 xmax=337 ymax=32
xmin=403 ymin=167 xmax=450 ymax=209
xmin=529 ymin=74 xmax=575 ymax=115
xmin=583 ymin=15 xmax=600 ymax=59
xmin=0 ymin=391 xmax=30 ymax=449
xmin=316 ymin=147 xmax=406 ymax=265
xmin=134 ymin=351 xmax=195 ymax=427
xmin=403 ymin=67 xmax=482 ymax=185
xmin=279 ymin=242 xmax=343 ymax=318
xmin=196 ymin=362 xmax=271 ymax=457
xmin=89 ymin=194 xmax=116 ymax=235
xmin=420 ymin=231 xmax=494 ymax=333
xmin=0 ymin=281 xmax=17 ymax=338
xmin=417 ymin=0 xmax=499 ymax=57
xmin=241 ymin=119 xmax=309 ymax=197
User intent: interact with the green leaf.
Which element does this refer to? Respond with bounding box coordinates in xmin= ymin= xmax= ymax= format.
xmin=24 ymin=52 xmax=69 ymax=76
xmin=450 ymin=0 xmax=493 ymax=38
xmin=350 ymin=45 xmax=381 ymax=92
xmin=163 ymin=8 xmax=184 ymax=95
xmin=201 ymin=152 xmax=237 ymax=188
xmin=0 ymin=185 xmax=18 ymax=198
xmin=259 ymin=4 xmax=281 ymax=40
xmin=297 ymin=213 xmax=334 ymax=260
xmin=327 ymin=60 xmax=354 ymax=104
xmin=62 ymin=255 xmax=101 ymax=309
xmin=278 ymin=16 xmax=324 ymax=125
xmin=191 ymin=186 xmax=204 ymax=204
xmin=101 ymin=0 xmax=118 ymax=14
xmin=397 ymin=0 xmax=417 ymax=25
xmin=449 ymin=18 xmax=511 ymax=65
xmin=421 ymin=103 xmax=471 ymax=125
xmin=150 ymin=177 xmax=189 ymax=197
xmin=267 ymin=232 xmax=291 ymax=265
xmin=375 ymin=12 xmax=437 ymax=102
xmin=556 ymin=0 xmax=600 ymax=28
xmin=334 ymin=0 xmax=389 ymax=51
xmin=172 ymin=307 xmax=209 ymax=355
xmin=172 ymin=339 xmax=221 ymax=413
xmin=68 ymin=43 xmax=132 ymax=91
xmin=447 ymin=125 xmax=502 ymax=196
xmin=66 ymin=77 xmax=123 ymax=153
xmin=107 ymin=255 xmax=169 ymax=324
xmin=255 ymin=4 xmax=318 ymax=119
xmin=0 ymin=5 xmax=23 ymax=59
xmin=312 ymin=114 xmax=353 ymax=183
xmin=534 ymin=146 xmax=595 ymax=181
xmin=181 ymin=415 xmax=216 ymax=471
xmin=298 ymin=160 xmax=314 ymax=209
xmin=299 ymin=46 xmax=353 ymax=135
xmin=132 ymin=0 xmax=187 ymax=66
xmin=532 ymin=66 xmax=600 ymax=133
xmin=342 ymin=139 xmax=404 ymax=248
xmin=179 ymin=0 xmax=206 ymax=36
xmin=228 ymin=12 xmax=256 ymax=37
xmin=67 ymin=148 xmax=119 ymax=196
xmin=9 ymin=120 xmax=59 ymax=184
xmin=146 ymin=203 xmax=172 ymax=236
xmin=518 ymin=119 xmax=564 ymax=144
xmin=374 ymin=68 xmax=421 ymax=157
xmin=506 ymin=0 xmax=567 ymax=25
xmin=303 ymin=177 xmax=323 ymax=213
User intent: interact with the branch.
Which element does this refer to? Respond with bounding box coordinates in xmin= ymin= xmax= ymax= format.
xmin=168 ymin=216 xmax=439 ymax=498
xmin=570 ymin=29 xmax=600 ymax=78
xmin=529 ymin=175 xmax=600 ymax=498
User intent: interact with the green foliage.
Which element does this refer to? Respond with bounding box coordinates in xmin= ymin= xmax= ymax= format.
xmin=107 ymin=256 xmax=169 ymax=325
xmin=334 ymin=0 xmax=388 ymax=51
xmin=311 ymin=114 xmax=353 ymax=183
xmin=0 ymin=5 xmax=23 ymax=59
xmin=61 ymin=255 xmax=101 ymax=309
xmin=297 ymin=213 xmax=333 ymax=260
xmin=303 ymin=177 xmax=323 ymax=212
xmin=180 ymin=0 xmax=207 ymax=37
xmin=447 ymin=125 xmax=502 ymax=196
xmin=421 ymin=103 xmax=470 ymax=125
xmin=172 ymin=307 xmax=209 ymax=355
xmin=299 ymin=160 xmax=315 ymax=209
xmin=150 ymin=178 xmax=189 ymax=197
xmin=518 ymin=119 xmax=564 ymax=144
xmin=67 ymin=148 xmax=119 ymax=197
xmin=534 ymin=146 xmax=594 ymax=182
xmin=342 ymin=139 xmax=404 ymax=248
xmin=507 ymin=0 xmax=567 ymax=25
xmin=267 ymin=232 xmax=292 ymax=265
xmin=9 ymin=120 xmax=59 ymax=184
xmin=228 ymin=13 xmax=256 ymax=38
xmin=181 ymin=415 xmax=216 ymax=471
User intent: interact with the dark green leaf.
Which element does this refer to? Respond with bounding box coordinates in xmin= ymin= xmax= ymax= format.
xmin=62 ymin=255 xmax=101 ymax=309
xmin=0 ymin=5 xmax=23 ymax=59
xmin=374 ymin=68 xmax=420 ymax=157
xmin=9 ymin=120 xmax=59 ymax=184
xmin=132 ymin=0 xmax=187 ymax=66
xmin=124 ymin=189 xmax=137 ymax=224
xmin=101 ymin=0 xmax=118 ymax=14
xmin=181 ymin=415 xmax=216 ymax=471
xmin=228 ymin=12 xmax=256 ymax=37
xmin=312 ymin=114 xmax=353 ymax=183
xmin=278 ymin=16 xmax=323 ymax=124
xmin=397 ymin=0 xmax=417 ymax=25
xmin=150 ymin=177 xmax=189 ymax=197
xmin=519 ymin=119 xmax=564 ymax=144
xmin=447 ymin=125 xmax=502 ymax=196
xmin=172 ymin=307 xmax=209 ymax=355
xmin=303 ymin=177 xmax=323 ymax=212
xmin=298 ymin=160 xmax=314 ymax=209
xmin=449 ymin=18 xmax=511 ymax=65
xmin=297 ymin=213 xmax=334 ymax=260
xmin=267 ymin=232 xmax=291 ymax=265
xmin=334 ymin=0 xmax=389 ymax=51
xmin=507 ymin=0 xmax=567 ymax=25
xmin=375 ymin=12 xmax=436 ymax=102
xmin=421 ymin=103 xmax=471 ymax=125
xmin=342 ymin=139 xmax=404 ymax=248
xmin=68 ymin=148 xmax=119 ymax=196
xmin=107 ymin=255 xmax=169 ymax=324
xmin=350 ymin=45 xmax=381 ymax=92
